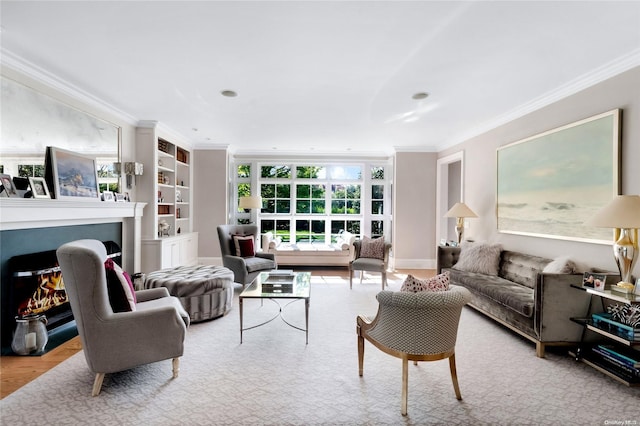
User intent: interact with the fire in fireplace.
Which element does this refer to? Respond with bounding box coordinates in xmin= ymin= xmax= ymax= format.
xmin=8 ymin=241 xmax=123 ymax=342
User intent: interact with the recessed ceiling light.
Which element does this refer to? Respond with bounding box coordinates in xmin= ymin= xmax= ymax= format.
xmin=192 ymin=128 xmax=198 ymax=132
xmin=412 ymin=92 xmax=429 ymax=100
xmin=221 ymin=90 xmax=237 ymax=97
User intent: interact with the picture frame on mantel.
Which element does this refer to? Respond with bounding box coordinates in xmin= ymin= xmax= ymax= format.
xmin=28 ymin=177 xmax=51 ymax=199
xmin=45 ymin=146 xmax=100 ymax=201
xmin=496 ymin=109 xmax=621 ymax=244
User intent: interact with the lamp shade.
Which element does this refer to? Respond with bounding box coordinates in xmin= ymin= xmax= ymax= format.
xmin=239 ymin=196 xmax=262 ymax=209
xmin=585 ymin=195 xmax=640 ymax=228
xmin=444 ymin=202 xmax=478 ymax=218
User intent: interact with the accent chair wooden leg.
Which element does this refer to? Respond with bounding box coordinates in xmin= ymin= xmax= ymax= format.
xmin=382 ymin=271 xmax=386 ymax=289
xmin=357 ymin=333 xmax=365 ymax=376
xmin=172 ymin=357 xmax=180 ymax=379
xmin=349 ymin=267 xmax=353 ymax=289
xmin=360 ymin=271 xmax=364 ymax=284
xmin=449 ymin=354 xmax=462 ymax=400
xmin=92 ymin=373 xmax=105 ymax=397
xmin=401 ymin=357 xmax=409 ymax=416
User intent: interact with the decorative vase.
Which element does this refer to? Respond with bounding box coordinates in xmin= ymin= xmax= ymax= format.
xmin=11 ymin=314 xmax=48 ymax=355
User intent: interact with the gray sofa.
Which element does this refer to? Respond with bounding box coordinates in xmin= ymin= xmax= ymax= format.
xmin=437 ymin=245 xmax=594 ymax=357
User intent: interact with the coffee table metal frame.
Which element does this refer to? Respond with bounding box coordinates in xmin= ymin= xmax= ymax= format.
xmin=239 ymin=271 xmax=311 ymax=344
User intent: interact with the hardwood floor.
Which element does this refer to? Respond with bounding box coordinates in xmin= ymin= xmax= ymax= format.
xmin=0 ymin=268 xmax=433 ymax=399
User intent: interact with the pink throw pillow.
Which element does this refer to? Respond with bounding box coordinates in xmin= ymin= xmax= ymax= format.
xmin=401 ymin=271 xmax=450 ymax=293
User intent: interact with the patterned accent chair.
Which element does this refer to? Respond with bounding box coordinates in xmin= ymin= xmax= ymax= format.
xmin=357 ymin=286 xmax=471 ymax=415
xmin=217 ymin=224 xmax=277 ymax=287
xmin=56 ymin=239 xmax=189 ymax=396
xmin=349 ymin=239 xmax=392 ymax=290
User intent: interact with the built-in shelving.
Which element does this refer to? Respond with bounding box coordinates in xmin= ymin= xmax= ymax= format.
xmin=135 ymin=122 xmax=197 ymax=273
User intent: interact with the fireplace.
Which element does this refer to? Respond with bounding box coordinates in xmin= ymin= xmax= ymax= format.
xmin=6 ymin=241 xmax=123 ymax=354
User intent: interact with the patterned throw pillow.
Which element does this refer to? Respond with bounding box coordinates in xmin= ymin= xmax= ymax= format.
xmin=360 ymin=236 xmax=385 ymax=260
xmin=104 ymin=258 xmax=136 ymax=312
xmin=233 ymin=235 xmax=255 ymax=257
xmin=401 ymin=271 xmax=450 ymax=293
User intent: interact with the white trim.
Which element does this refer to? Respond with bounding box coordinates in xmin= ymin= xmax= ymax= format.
xmin=394 ymin=258 xmax=436 ymax=270
xmin=1 ymin=48 xmax=138 ymax=126
xmin=439 ymin=48 xmax=640 ymax=150
xmin=436 ymin=151 xmax=464 ymax=246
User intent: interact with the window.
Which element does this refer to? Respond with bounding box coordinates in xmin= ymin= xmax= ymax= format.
xmin=231 ymin=159 xmax=392 ymax=244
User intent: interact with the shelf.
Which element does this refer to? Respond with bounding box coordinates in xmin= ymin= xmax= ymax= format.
xmin=157 ymin=165 xmax=175 ymax=173
xmin=571 ymin=318 xmax=640 ymax=346
xmin=570 ymin=284 xmax=640 ymax=304
xmin=569 ymin=349 xmax=640 ymax=387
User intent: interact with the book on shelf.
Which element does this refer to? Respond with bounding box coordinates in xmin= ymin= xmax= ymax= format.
xmin=594 ymin=344 xmax=640 ymax=368
xmin=591 ymin=312 xmax=640 ymax=340
xmin=589 ymin=347 xmax=640 ymax=380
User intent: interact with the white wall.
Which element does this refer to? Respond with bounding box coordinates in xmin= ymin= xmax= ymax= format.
xmin=439 ymin=66 xmax=640 ymax=272
xmin=193 ymin=148 xmax=228 ymax=264
xmin=393 ymin=151 xmax=438 ymax=269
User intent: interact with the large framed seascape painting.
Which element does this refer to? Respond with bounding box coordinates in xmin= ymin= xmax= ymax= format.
xmin=497 ymin=109 xmax=620 ymax=243
xmin=45 ymin=146 xmax=100 ymax=200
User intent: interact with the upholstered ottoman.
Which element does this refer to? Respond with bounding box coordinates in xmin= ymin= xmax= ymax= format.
xmin=144 ymin=265 xmax=234 ymax=322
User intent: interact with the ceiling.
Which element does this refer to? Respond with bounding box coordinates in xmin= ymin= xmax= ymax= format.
xmin=1 ymin=1 xmax=639 ymax=156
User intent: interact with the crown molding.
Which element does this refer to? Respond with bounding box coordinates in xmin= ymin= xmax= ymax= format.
xmin=1 ymin=48 xmax=139 ymax=126
xmin=439 ymin=48 xmax=640 ymax=151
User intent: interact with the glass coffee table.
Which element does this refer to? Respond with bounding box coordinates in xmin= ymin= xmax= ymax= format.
xmin=239 ymin=270 xmax=311 ymax=344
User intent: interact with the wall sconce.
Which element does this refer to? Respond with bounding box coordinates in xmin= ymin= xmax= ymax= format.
xmin=124 ymin=162 xmax=143 ymax=189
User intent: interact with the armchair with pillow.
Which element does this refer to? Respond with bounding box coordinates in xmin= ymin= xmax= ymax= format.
xmin=357 ymin=273 xmax=471 ymax=415
xmin=217 ymin=224 xmax=277 ymax=287
xmin=56 ymin=239 xmax=189 ymax=396
xmin=349 ymin=236 xmax=392 ymax=289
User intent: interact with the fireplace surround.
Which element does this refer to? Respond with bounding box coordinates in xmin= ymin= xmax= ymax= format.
xmin=0 ymin=199 xmax=145 ymax=354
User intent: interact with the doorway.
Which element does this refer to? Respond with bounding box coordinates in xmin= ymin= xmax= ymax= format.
xmin=436 ymin=151 xmax=464 ymax=244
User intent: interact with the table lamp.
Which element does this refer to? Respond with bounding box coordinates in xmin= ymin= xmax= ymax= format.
xmin=444 ymin=202 xmax=478 ymax=243
xmin=586 ymin=195 xmax=640 ymax=289
xmin=239 ymin=196 xmax=262 ymax=223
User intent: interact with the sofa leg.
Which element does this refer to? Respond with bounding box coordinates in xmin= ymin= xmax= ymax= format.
xmin=349 ymin=268 xmax=353 ymax=289
xmin=536 ymin=342 xmax=545 ymax=358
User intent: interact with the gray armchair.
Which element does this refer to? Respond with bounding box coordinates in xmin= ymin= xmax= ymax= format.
xmin=56 ymin=239 xmax=189 ymax=396
xmin=217 ymin=224 xmax=277 ymax=287
xmin=349 ymin=239 xmax=392 ymax=290
xmin=357 ymin=286 xmax=471 ymax=415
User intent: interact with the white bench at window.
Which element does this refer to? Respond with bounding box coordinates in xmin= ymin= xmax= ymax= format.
xmin=262 ymin=231 xmax=356 ymax=267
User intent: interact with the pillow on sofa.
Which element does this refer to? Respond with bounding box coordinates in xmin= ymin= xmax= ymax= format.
xmin=104 ymin=258 xmax=136 ymax=312
xmin=452 ymin=241 xmax=502 ymax=276
xmin=401 ymin=271 xmax=450 ymax=293
xmin=360 ymin=236 xmax=385 ymax=260
xmin=233 ymin=235 xmax=255 ymax=257
xmin=336 ymin=231 xmax=356 ymax=250
xmin=543 ymin=256 xmax=590 ymax=274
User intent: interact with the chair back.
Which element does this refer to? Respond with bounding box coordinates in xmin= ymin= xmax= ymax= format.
xmin=368 ymin=286 xmax=471 ymax=356
xmin=56 ymin=239 xmax=112 ymax=370
xmin=217 ymin=224 xmax=259 ymax=256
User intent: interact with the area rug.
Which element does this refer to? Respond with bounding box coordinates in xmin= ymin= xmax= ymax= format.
xmin=1 ymin=273 xmax=638 ymax=425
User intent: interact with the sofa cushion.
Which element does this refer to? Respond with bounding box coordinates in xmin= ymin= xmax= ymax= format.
xmin=543 ymin=256 xmax=589 ymax=274
xmin=453 ymin=241 xmax=502 ymax=276
xmin=499 ymin=251 xmax=552 ymax=289
xmin=401 ymin=271 xmax=450 ymax=293
xmin=448 ymin=269 xmax=534 ymax=317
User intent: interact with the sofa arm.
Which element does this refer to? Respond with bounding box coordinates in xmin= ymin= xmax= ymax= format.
xmin=535 ymin=273 xmax=592 ymax=342
xmin=437 ymin=246 xmax=461 ymax=274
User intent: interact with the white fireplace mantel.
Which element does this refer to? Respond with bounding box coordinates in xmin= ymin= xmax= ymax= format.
xmin=0 ymin=199 xmax=147 ymax=271
xmin=0 ymin=198 xmax=146 ymax=230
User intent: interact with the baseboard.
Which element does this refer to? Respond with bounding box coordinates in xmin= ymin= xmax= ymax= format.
xmin=393 ymin=258 xmax=436 ymax=270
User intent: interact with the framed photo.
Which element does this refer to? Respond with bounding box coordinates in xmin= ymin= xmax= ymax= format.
xmin=101 ymin=191 xmax=114 ymax=201
xmin=28 ymin=177 xmax=50 ymax=199
xmin=497 ymin=109 xmax=620 ymax=244
xmin=582 ymin=272 xmax=606 ymax=290
xmin=0 ymin=174 xmax=19 ymax=198
xmin=635 ymin=278 xmax=640 ymax=296
xmin=114 ymin=193 xmax=126 ymax=202
xmin=45 ymin=146 xmax=100 ymax=200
